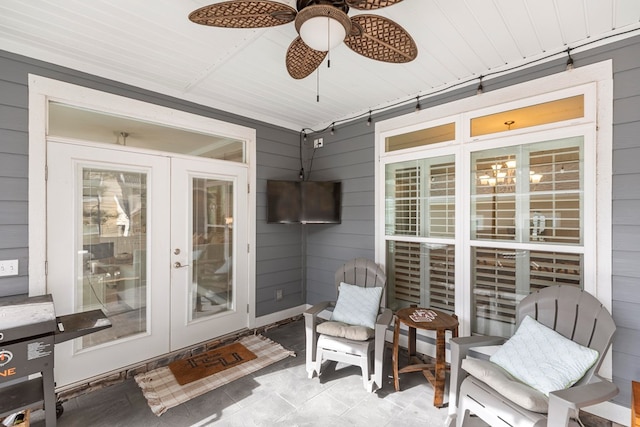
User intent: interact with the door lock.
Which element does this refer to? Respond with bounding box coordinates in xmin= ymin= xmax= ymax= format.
xmin=174 ymin=248 xmax=181 ymax=255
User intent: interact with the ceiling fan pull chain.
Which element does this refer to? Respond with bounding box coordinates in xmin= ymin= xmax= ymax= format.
xmin=316 ymin=67 xmax=320 ymax=102
xmin=327 ymin=17 xmax=331 ymax=69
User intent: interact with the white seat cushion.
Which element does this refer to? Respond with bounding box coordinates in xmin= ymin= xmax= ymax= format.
xmin=317 ymin=321 xmax=374 ymax=341
xmin=462 ymin=357 xmax=549 ymax=413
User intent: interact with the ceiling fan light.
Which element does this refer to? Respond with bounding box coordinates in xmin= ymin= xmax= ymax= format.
xmin=295 ymin=5 xmax=351 ymax=52
xmin=300 ymin=16 xmax=346 ymax=51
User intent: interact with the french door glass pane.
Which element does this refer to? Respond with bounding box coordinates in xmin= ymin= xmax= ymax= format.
xmin=191 ymin=178 xmax=234 ymax=320
xmin=386 ymin=241 xmax=455 ymax=314
xmin=79 ymin=168 xmax=147 ymax=349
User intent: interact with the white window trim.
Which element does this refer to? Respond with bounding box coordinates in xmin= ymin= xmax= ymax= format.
xmin=375 ymin=60 xmax=613 ymax=374
xmin=27 ymin=74 xmax=258 ymax=325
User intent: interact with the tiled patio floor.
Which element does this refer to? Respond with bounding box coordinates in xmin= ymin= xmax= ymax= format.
xmin=28 ymin=318 xmax=478 ymax=426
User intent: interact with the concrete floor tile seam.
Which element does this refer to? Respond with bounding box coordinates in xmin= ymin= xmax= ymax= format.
xmin=274 ymin=384 xmax=329 ymax=410
xmin=340 ymin=407 xmax=397 ymax=426
xmin=362 ymin=393 xmax=407 ymax=413
xmin=322 ymin=390 xmax=370 ymax=417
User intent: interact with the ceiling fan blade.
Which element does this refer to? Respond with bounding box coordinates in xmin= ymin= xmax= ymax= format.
xmin=345 ymin=0 xmax=404 ymax=11
xmin=189 ymin=0 xmax=296 ymax=28
xmin=286 ymin=37 xmax=327 ymax=79
xmin=344 ymin=14 xmax=417 ymax=63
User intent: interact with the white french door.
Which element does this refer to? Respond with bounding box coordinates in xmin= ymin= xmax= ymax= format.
xmin=47 ymin=141 xmax=249 ymax=386
xmin=170 ymin=157 xmax=248 ymax=349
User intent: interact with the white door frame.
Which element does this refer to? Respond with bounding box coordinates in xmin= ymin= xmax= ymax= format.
xmin=28 ymin=75 xmax=257 ymax=325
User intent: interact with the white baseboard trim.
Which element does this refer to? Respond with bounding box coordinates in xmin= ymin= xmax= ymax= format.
xmin=253 ymin=304 xmax=307 ymax=328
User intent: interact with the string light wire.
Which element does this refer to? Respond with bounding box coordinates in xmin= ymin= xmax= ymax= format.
xmin=299 ymin=26 xmax=640 ymax=137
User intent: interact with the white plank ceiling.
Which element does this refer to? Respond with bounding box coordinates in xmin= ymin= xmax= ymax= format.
xmin=1 ymin=0 xmax=639 ymax=131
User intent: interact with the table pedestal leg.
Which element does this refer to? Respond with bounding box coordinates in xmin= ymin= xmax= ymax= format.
xmin=407 ymin=326 xmax=416 ymax=357
xmin=393 ymin=318 xmax=400 ymax=391
xmin=433 ymin=330 xmax=446 ymax=407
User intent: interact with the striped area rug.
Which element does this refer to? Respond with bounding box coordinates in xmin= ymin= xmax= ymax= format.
xmin=135 ymin=335 xmax=295 ymax=416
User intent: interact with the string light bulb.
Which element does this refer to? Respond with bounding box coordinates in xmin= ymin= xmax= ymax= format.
xmin=477 ymin=75 xmax=484 ymax=95
xmin=566 ymin=48 xmax=574 ymax=70
xmin=303 ymin=132 xmax=307 ymax=142
xmin=415 ymin=96 xmax=421 ymax=112
xmin=367 ymin=110 xmax=372 ymax=126
xmin=330 ymin=123 xmax=335 ymax=135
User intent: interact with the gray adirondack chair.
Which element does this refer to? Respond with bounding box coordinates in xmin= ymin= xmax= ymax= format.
xmin=303 ymin=258 xmax=392 ymax=392
xmin=447 ymin=285 xmax=618 ymax=427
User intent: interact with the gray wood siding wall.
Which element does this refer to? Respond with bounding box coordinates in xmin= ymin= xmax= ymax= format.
xmin=0 ymin=50 xmax=303 ymax=317
xmin=0 ymin=75 xmax=29 ymax=297
xmin=256 ymin=135 xmax=305 ymax=316
xmin=608 ymin=38 xmax=640 ymax=407
xmin=302 ymin=36 xmax=640 ymax=407
xmin=303 ymin=130 xmax=376 ymax=304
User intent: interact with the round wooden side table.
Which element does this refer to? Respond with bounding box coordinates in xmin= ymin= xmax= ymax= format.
xmin=392 ymin=307 xmax=458 ymax=408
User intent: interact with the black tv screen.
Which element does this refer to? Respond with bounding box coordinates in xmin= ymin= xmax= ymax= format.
xmin=267 ymin=180 xmax=341 ymax=224
xmin=301 ymin=181 xmax=341 ymax=224
xmin=267 ymin=180 xmax=301 ymax=224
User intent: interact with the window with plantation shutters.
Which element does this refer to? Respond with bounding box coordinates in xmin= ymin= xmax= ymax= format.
xmin=530 ymin=251 xmax=582 ymax=287
xmin=426 ymin=244 xmax=455 ymax=311
xmin=388 ymin=166 xmax=420 ymax=236
xmin=385 ymin=155 xmax=456 ymax=312
xmin=387 ymin=241 xmax=456 ymax=311
xmin=384 ymin=133 xmax=589 ymax=336
xmin=387 ymin=240 xmax=421 ymax=305
xmin=469 ymin=137 xmax=584 ymax=336
xmin=378 ymin=78 xmax=608 ymax=340
xmin=529 ymin=145 xmax=582 ymax=245
xmin=471 ymin=247 xmax=583 ymax=335
xmin=472 ymin=247 xmax=518 ymax=321
xmin=429 ymin=162 xmax=455 ymax=237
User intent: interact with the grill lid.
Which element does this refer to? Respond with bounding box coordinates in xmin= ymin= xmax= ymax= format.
xmin=0 ymin=294 xmax=57 ymax=343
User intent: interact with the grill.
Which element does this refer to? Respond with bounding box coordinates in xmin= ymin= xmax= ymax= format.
xmin=0 ymin=294 xmax=111 ymax=426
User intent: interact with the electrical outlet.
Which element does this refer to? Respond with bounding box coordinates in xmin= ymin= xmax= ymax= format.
xmin=275 ymin=289 xmax=283 ymax=301
xmin=313 ymin=138 xmax=324 ymax=148
xmin=0 ymin=260 xmax=19 ymax=277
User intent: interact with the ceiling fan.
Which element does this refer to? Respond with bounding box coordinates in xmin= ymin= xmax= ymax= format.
xmin=189 ymin=0 xmax=418 ymax=79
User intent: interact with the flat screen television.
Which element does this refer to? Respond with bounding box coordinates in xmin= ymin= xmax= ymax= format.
xmin=300 ymin=181 xmax=342 ymax=224
xmin=267 ymin=180 xmax=341 ymax=224
xmin=267 ymin=180 xmax=301 ymax=224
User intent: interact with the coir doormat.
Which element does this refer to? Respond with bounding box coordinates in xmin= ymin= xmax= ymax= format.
xmin=169 ymin=341 xmax=257 ymax=385
xmin=135 ymin=335 xmax=295 ymax=416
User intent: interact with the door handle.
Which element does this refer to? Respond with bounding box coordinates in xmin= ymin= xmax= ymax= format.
xmin=174 ymin=262 xmax=189 ymax=268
